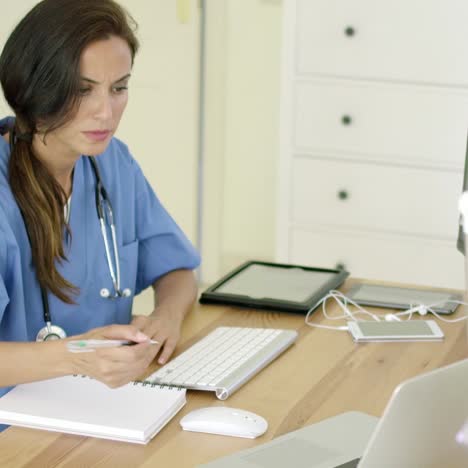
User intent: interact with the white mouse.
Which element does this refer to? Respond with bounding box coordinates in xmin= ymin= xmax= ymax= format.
xmin=180 ymin=406 xmax=268 ymax=438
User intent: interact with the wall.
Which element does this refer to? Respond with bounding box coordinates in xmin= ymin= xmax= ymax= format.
xmin=202 ymin=0 xmax=283 ymax=282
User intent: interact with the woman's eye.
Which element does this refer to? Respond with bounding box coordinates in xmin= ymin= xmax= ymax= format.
xmin=113 ymin=86 xmax=128 ymax=93
xmin=79 ymin=87 xmax=91 ymax=96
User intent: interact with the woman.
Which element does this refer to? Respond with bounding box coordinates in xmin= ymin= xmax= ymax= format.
xmin=0 ymin=0 xmax=200 ymax=402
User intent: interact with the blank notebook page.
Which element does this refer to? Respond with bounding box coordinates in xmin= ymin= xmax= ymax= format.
xmin=0 ymin=375 xmax=186 ymax=444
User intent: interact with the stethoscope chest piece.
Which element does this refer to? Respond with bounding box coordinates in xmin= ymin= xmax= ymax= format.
xmin=36 ymin=322 xmax=67 ymax=342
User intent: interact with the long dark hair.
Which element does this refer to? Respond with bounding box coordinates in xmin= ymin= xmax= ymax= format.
xmin=0 ymin=0 xmax=139 ymax=304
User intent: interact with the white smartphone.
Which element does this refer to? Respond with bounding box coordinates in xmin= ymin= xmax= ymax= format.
xmin=347 ymin=320 xmax=444 ymax=342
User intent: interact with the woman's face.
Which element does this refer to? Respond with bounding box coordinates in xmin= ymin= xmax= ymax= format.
xmin=34 ymin=35 xmax=132 ymax=160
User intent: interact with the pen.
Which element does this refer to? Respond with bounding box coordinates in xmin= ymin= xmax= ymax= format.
xmin=66 ymin=339 xmax=159 ymax=353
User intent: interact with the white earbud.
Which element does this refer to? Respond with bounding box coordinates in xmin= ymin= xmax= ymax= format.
xmin=417 ymin=305 xmax=428 ymax=316
xmin=100 ymin=288 xmax=110 ymax=298
xmin=122 ymin=288 xmax=131 ymax=297
xmin=385 ymin=314 xmax=401 ymax=322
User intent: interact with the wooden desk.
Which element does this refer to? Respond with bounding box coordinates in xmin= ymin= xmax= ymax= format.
xmin=0 ymin=283 xmax=466 ymax=467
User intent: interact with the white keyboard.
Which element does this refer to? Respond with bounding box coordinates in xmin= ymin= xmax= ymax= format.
xmin=146 ymin=326 xmax=298 ymax=400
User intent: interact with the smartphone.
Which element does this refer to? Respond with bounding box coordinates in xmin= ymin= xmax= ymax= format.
xmin=347 ymin=320 xmax=444 ymax=342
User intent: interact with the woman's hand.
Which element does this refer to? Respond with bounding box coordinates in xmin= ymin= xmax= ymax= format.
xmin=130 ymin=306 xmax=184 ymax=365
xmin=69 ymin=324 xmax=159 ymax=388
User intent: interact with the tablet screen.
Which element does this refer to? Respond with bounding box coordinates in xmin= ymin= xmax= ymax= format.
xmin=351 ymin=285 xmax=456 ymax=308
xmin=348 ymin=284 xmax=461 ymax=314
xmin=214 ymin=264 xmax=336 ymax=302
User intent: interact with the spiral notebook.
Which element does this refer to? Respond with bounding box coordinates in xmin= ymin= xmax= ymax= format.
xmin=0 ymin=375 xmax=186 ymax=444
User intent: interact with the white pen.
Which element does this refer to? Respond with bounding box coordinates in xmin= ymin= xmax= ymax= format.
xmin=66 ymin=339 xmax=159 ymax=353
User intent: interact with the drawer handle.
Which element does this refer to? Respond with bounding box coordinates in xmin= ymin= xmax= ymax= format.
xmin=341 ymin=115 xmax=353 ymax=126
xmin=344 ymin=26 xmax=356 ymax=37
xmin=337 ymin=190 xmax=349 ymax=200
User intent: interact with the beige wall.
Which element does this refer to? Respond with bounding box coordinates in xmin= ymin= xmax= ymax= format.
xmin=0 ymin=2 xmax=39 ymax=116
xmin=202 ymin=0 xmax=283 ymax=282
xmin=118 ymin=0 xmax=200 ymax=245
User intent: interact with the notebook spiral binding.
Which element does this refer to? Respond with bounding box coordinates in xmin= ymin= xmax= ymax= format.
xmin=72 ymin=374 xmax=184 ymax=391
xmin=135 ymin=380 xmax=184 ymax=391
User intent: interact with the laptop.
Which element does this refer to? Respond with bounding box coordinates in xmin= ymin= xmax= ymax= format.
xmin=199 ymin=358 xmax=468 ymax=468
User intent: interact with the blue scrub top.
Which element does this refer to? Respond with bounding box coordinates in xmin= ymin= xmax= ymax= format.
xmin=0 ymin=116 xmax=200 ymax=402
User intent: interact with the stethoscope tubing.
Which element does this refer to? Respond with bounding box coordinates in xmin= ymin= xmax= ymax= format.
xmin=89 ymin=157 xmax=126 ymax=298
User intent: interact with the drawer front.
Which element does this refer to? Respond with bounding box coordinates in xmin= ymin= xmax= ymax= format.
xmin=291 ymin=158 xmax=462 ymax=239
xmin=296 ymin=0 xmax=468 ymax=86
xmin=294 ymin=80 xmax=468 ymax=168
xmin=290 ymin=228 xmax=464 ymax=289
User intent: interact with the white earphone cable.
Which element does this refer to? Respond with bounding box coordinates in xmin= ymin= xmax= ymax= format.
xmin=305 ymin=290 xmax=468 ymax=332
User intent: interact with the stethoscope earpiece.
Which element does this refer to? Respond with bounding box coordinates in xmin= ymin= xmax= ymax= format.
xmin=100 ymin=288 xmax=132 ymax=299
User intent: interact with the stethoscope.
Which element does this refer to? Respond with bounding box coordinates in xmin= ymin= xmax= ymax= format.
xmin=35 ymin=157 xmax=131 ymax=342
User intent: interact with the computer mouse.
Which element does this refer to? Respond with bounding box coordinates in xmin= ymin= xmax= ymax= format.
xmin=180 ymin=406 xmax=268 ymax=438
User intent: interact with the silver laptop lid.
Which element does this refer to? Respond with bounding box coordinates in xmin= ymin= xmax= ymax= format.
xmin=359 ymin=358 xmax=468 ymax=468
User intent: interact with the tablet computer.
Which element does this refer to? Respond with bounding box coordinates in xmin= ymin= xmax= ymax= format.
xmin=346 ymin=283 xmax=461 ymax=315
xmin=199 ymin=261 xmax=349 ymax=314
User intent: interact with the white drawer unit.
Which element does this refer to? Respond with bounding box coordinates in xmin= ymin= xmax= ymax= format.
xmin=278 ymin=0 xmax=468 ymax=289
